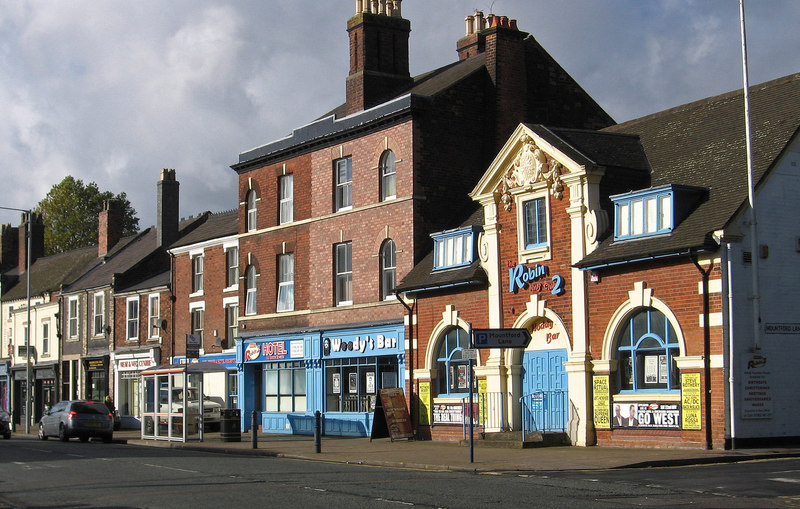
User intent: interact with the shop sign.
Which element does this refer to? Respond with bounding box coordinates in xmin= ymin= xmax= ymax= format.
xmin=244 ymin=339 xmax=304 ymax=362
xmin=186 ymin=334 xmax=201 ymax=359
xmin=117 ymin=358 xmax=156 ymax=372
xmin=592 ymin=376 xmax=611 ymax=429
xmin=377 ymin=388 xmax=413 ymax=440
xmin=418 ymin=382 xmax=431 ymax=425
xmin=681 ymin=373 xmax=702 ymax=430
xmin=432 ymin=402 xmax=479 ymax=426
xmin=323 ymin=333 xmax=399 ymax=357
xmin=612 ymin=402 xmax=680 ymax=429
xmin=507 ymin=262 xmax=565 ymax=296
xmin=87 ymin=359 xmax=106 ymax=371
xmin=742 ymin=353 xmax=772 ymax=419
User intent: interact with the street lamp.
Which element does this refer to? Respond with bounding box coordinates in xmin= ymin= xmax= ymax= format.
xmin=1 ymin=206 xmax=32 ymax=434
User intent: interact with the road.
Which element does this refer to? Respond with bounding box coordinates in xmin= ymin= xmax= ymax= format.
xmin=1 ymin=436 xmax=799 ymax=508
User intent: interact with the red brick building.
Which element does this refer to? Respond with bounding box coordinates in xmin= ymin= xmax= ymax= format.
xmin=231 ymin=2 xmax=612 ymax=437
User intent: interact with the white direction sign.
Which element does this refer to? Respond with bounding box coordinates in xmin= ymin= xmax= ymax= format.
xmin=472 ymin=328 xmax=532 ymax=349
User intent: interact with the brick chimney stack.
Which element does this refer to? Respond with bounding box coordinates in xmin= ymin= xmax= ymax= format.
xmin=98 ymin=200 xmax=122 ymax=257
xmin=18 ymin=212 xmax=44 ymax=274
xmin=345 ymin=0 xmax=412 ymax=115
xmin=0 ymin=223 xmax=19 ymax=271
xmin=157 ymin=169 xmax=180 ymax=249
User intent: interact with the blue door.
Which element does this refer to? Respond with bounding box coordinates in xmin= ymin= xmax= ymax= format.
xmin=522 ymin=350 xmax=568 ymax=432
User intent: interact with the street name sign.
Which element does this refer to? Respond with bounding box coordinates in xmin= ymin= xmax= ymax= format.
xmin=472 ymin=328 xmax=532 ymax=349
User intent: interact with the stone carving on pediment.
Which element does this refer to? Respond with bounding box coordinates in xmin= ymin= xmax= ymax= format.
xmin=497 ymin=134 xmax=564 ymax=211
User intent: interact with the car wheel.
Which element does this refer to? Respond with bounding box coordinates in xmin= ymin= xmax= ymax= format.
xmin=102 ymin=434 xmax=113 ymax=443
xmin=58 ymin=424 xmax=68 ymax=442
xmin=3 ymin=433 xmax=9 ymax=439
xmin=79 ymin=434 xmax=89 ymax=443
xmin=38 ymin=423 xmax=47 ymax=440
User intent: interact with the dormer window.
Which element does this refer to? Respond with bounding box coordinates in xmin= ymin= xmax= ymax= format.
xmin=432 ymin=227 xmax=478 ymax=270
xmin=612 ymin=187 xmax=674 ymax=240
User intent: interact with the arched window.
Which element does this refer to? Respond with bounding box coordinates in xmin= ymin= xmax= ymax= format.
xmin=246 ymin=190 xmax=258 ymax=232
xmin=379 ymin=150 xmax=396 ymax=201
xmin=245 ymin=265 xmax=258 ymax=316
xmin=617 ymin=308 xmax=680 ymax=392
xmin=380 ymin=239 xmax=396 ymax=301
xmin=436 ymin=327 xmax=472 ymax=396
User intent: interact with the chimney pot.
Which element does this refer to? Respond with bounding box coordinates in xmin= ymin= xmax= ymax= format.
xmin=465 ymin=16 xmax=474 ymax=36
xmin=510 ymin=19 xmax=518 ymax=30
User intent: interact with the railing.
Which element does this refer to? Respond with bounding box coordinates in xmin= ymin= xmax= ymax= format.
xmin=520 ymin=390 xmax=568 ymax=436
xmin=460 ymin=392 xmax=509 ymax=440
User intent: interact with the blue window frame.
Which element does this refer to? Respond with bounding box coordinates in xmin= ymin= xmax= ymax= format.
xmin=264 ymin=361 xmax=306 ymax=412
xmin=436 ymin=327 xmax=472 ymax=396
xmin=522 ymin=197 xmax=547 ymax=249
xmin=613 ymin=188 xmax=674 ymax=240
xmin=432 ymin=227 xmax=477 ymax=270
xmin=617 ymin=308 xmax=680 ymax=393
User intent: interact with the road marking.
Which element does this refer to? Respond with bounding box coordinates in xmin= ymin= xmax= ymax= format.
xmin=143 ymin=463 xmax=198 ymax=473
xmin=770 ymin=478 xmax=800 ymax=484
xmin=67 ymin=454 xmax=84 ymax=458
xmin=375 ymin=499 xmax=413 ymax=506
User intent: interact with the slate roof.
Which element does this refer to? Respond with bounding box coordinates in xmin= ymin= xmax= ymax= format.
xmin=1 ymin=245 xmax=100 ymax=302
xmin=577 ymin=73 xmax=800 ymax=269
xmin=169 ymin=209 xmax=238 ymax=249
xmin=395 ymin=205 xmax=487 ymax=294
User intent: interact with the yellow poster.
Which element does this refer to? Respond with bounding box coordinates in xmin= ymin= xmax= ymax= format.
xmin=592 ymin=375 xmax=610 ymax=428
xmin=418 ymin=381 xmax=431 ymax=425
xmin=478 ymin=379 xmax=488 ymax=425
xmin=681 ymin=372 xmax=702 ymax=430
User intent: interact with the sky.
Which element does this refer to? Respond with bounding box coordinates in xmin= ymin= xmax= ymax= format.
xmin=1 ymin=0 xmax=798 ymax=228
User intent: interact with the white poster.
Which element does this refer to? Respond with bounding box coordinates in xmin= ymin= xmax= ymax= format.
xmin=742 ymin=353 xmax=773 ymax=419
xmin=644 ymin=355 xmax=659 ymax=384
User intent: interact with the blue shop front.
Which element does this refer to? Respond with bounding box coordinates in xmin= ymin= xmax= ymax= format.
xmin=237 ymin=323 xmax=405 ymax=437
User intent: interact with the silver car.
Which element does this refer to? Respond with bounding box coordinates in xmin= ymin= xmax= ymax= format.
xmin=38 ymin=400 xmax=114 ymax=443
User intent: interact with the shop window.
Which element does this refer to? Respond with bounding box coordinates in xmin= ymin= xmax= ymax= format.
xmin=277 ymin=253 xmax=294 ymax=312
xmin=264 ymin=361 xmax=306 ymax=412
xmin=380 ymin=239 xmax=396 ymax=300
xmin=436 ymin=327 xmax=472 ymax=396
xmin=93 ymin=292 xmax=104 ymax=336
xmin=616 ymin=308 xmax=680 ymax=392
xmin=279 ymin=174 xmax=293 ymax=224
xmin=126 ymin=297 xmax=139 ymax=341
xmin=432 ymin=227 xmax=477 ymax=271
xmin=325 ymin=357 xmax=396 ymax=413
xmin=335 ymin=242 xmax=352 ymax=306
xmin=245 ymin=265 xmax=258 ymax=316
xmin=246 ymin=190 xmax=258 ymax=232
xmin=380 ymin=150 xmax=396 ymax=201
xmin=226 ymin=247 xmax=239 ymax=288
xmin=335 ymin=157 xmax=353 ymax=211
xmin=67 ymin=297 xmax=79 ymax=339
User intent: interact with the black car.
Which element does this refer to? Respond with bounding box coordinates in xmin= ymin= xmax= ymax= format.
xmin=38 ymin=401 xmax=113 ymax=443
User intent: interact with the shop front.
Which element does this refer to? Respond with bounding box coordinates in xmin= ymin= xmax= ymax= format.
xmin=238 ymin=322 xmax=405 ymax=437
xmin=112 ymin=348 xmax=160 ymax=428
xmin=83 ymin=356 xmax=109 ymax=402
xmin=0 ymin=362 xmax=9 ymax=412
xmin=11 ymin=367 xmax=28 ymax=429
xmin=33 ymin=362 xmax=58 ymax=423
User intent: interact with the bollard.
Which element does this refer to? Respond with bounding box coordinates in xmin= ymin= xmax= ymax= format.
xmin=251 ymin=410 xmax=258 ymax=449
xmin=314 ymin=410 xmax=321 ymax=453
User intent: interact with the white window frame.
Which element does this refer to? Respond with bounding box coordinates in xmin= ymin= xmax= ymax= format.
xmin=515 ymin=192 xmax=551 ymax=262
xmin=245 ymin=265 xmax=258 ymax=316
xmin=432 ymin=228 xmax=476 ymax=271
xmin=380 ymin=150 xmax=397 ymax=201
xmin=67 ymin=297 xmax=79 ymax=339
xmin=126 ymin=297 xmax=139 ymax=341
xmin=93 ymin=292 xmax=105 ymax=336
xmin=41 ymin=319 xmax=50 ymax=356
xmin=223 ymin=297 xmax=239 ymax=349
xmin=191 ymin=253 xmax=204 ymax=294
xmin=279 ymin=174 xmax=294 ymax=224
xmin=335 ymin=242 xmax=353 ymax=306
xmin=148 ymin=294 xmax=161 ymax=339
xmin=335 ymin=157 xmax=353 ymax=212
xmin=190 ymin=302 xmax=205 ymax=342
xmin=380 ymin=239 xmax=396 ymax=301
xmin=277 ymin=253 xmax=294 ymax=312
xmin=613 ymin=189 xmax=675 ymax=240
xmin=246 ymin=190 xmax=258 ymax=232
xmin=225 ymin=246 xmax=239 ymax=290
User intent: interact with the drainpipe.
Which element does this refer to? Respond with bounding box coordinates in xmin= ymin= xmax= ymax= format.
xmin=723 ymin=241 xmax=737 ymax=450
xmin=396 ymin=292 xmax=416 ymax=435
xmin=691 ymin=251 xmax=713 ymax=450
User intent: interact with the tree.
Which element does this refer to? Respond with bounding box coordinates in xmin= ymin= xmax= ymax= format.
xmin=35 ymin=176 xmax=140 ymax=255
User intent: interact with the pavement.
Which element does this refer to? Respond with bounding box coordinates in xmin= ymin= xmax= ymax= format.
xmin=34 ymin=429 xmax=799 ymax=473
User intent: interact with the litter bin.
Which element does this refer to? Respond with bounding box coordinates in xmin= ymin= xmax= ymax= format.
xmin=220 ymin=408 xmax=241 ymax=442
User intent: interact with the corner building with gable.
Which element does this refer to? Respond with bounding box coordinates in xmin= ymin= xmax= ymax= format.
xmin=231 ymin=2 xmax=612 ymax=437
